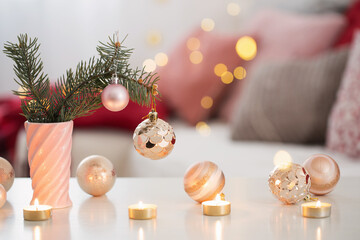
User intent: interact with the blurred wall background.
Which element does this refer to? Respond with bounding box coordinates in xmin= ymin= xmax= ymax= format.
xmin=0 ymin=0 xmax=352 ymax=95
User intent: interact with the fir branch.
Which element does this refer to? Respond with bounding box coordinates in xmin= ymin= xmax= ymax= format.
xmin=3 ymin=33 xmax=160 ymax=123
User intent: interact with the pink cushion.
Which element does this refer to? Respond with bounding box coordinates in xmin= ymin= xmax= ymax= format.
xmin=220 ymin=9 xmax=347 ymax=121
xmin=326 ymin=31 xmax=360 ymax=159
xmin=157 ymin=28 xmax=241 ymax=125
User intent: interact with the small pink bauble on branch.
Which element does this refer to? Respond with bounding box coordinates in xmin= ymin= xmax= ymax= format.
xmin=101 ymin=83 xmax=129 ymax=112
xmin=76 ymin=155 xmax=116 ymax=197
xmin=0 ymin=184 xmax=6 ymax=208
xmin=184 ymin=161 xmax=225 ymax=203
xmin=303 ymin=154 xmax=340 ymax=195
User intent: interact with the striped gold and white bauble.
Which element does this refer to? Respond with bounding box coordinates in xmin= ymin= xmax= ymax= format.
xmin=184 ymin=161 xmax=225 ymax=203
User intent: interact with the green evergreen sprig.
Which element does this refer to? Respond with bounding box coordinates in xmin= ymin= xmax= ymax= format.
xmin=3 ymin=34 xmax=159 ymax=123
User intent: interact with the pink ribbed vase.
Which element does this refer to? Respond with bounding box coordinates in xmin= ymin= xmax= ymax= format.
xmin=25 ymin=121 xmax=73 ymax=209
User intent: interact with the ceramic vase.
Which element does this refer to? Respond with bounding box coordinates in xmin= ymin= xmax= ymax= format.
xmin=25 ymin=121 xmax=73 ymax=208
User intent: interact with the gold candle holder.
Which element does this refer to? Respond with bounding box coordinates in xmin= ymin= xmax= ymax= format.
xmin=301 ymin=201 xmax=331 ymax=218
xmin=23 ymin=199 xmax=52 ymax=221
xmin=128 ymin=201 xmax=157 ymax=220
xmin=202 ymin=194 xmax=231 ymax=216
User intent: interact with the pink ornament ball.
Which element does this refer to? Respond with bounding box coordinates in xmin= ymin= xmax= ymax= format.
xmin=303 ymin=154 xmax=340 ymax=195
xmin=101 ymin=84 xmax=129 ymax=112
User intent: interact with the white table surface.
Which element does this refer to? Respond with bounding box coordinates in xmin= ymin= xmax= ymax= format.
xmin=1 ymin=177 xmax=360 ymax=240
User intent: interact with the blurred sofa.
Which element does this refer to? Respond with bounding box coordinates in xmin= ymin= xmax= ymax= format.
xmin=6 ymin=0 xmax=360 ymax=178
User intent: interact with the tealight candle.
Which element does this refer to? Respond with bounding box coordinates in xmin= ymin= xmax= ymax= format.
xmin=301 ymin=200 xmax=331 ymax=218
xmin=128 ymin=201 xmax=157 ymax=220
xmin=23 ymin=199 xmax=52 ymax=221
xmin=202 ymin=194 xmax=231 ymax=216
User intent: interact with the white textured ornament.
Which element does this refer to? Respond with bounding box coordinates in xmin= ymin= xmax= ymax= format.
xmin=0 ymin=184 xmax=6 ymax=208
xmin=133 ymin=111 xmax=175 ymax=160
xmin=101 ymin=83 xmax=129 ymax=112
xmin=76 ymin=155 xmax=116 ymax=196
xmin=0 ymin=157 xmax=15 ymax=192
xmin=268 ymin=163 xmax=311 ymax=204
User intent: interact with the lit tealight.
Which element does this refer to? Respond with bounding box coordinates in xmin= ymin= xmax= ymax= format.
xmin=23 ymin=198 xmax=52 ymax=221
xmin=201 ymin=18 xmax=215 ymax=32
xmin=301 ymin=200 xmax=331 ymax=218
xmin=128 ymin=201 xmax=157 ymax=220
xmin=202 ymin=194 xmax=231 ymax=216
xmin=227 ymin=2 xmax=241 ymax=16
xmin=143 ymin=59 xmax=157 ymax=72
xmin=236 ymin=36 xmax=257 ymax=61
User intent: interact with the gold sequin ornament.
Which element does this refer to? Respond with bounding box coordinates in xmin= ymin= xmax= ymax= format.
xmin=133 ymin=110 xmax=175 ymax=160
xmin=268 ymin=163 xmax=311 ymax=204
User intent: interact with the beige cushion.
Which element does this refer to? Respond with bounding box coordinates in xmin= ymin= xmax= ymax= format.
xmin=231 ymin=48 xmax=349 ymax=144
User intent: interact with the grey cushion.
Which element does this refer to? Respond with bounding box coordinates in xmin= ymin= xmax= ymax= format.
xmin=231 ymin=48 xmax=349 ymax=144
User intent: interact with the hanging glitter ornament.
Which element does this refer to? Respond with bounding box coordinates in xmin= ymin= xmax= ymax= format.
xmin=0 ymin=185 xmax=6 ymax=208
xmin=0 ymin=157 xmax=15 ymax=192
xmin=303 ymin=154 xmax=340 ymax=196
xmin=76 ymin=155 xmax=116 ymax=197
xmin=184 ymin=161 xmax=225 ymax=203
xmin=101 ymin=33 xmax=129 ymax=112
xmin=268 ymin=163 xmax=311 ymax=204
xmin=133 ymin=110 xmax=175 ymax=160
xmin=101 ymin=74 xmax=129 ymax=112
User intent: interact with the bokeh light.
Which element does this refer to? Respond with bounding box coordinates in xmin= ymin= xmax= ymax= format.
xmin=221 ymin=71 xmax=234 ymax=84
xmin=154 ymin=52 xmax=168 ymax=67
xmin=214 ymin=63 xmax=227 ymax=77
xmin=143 ymin=59 xmax=157 ymax=72
xmin=196 ymin=121 xmax=211 ymax=136
xmin=146 ymin=31 xmax=162 ymax=46
xmin=201 ymin=96 xmax=213 ymax=109
xmin=201 ymin=18 xmax=215 ymax=32
xmin=233 ymin=66 xmax=246 ymax=80
xmin=227 ymin=2 xmax=241 ymax=16
xmin=17 ymin=86 xmax=27 ymax=99
xmin=235 ymin=36 xmax=257 ymax=61
xmin=189 ymin=51 xmax=203 ymax=64
xmin=187 ymin=37 xmax=201 ymax=51
xmin=273 ymin=150 xmax=292 ymax=169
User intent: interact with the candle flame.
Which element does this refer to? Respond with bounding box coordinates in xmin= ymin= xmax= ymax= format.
xmin=316 ymin=201 xmax=321 ymax=208
xmin=138 ymin=201 xmax=144 ymax=209
xmin=34 ymin=199 xmax=39 ymax=210
xmin=215 ymin=194 xmax=221 ymax=201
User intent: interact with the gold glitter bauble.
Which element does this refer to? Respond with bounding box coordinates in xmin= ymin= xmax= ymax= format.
xmin=0 ymin=157 xmax=15 ymax=191
xmin=0 ymin=185 xmax=6 ymax=208
xmin=133 ymin=111 xmax=175 ymax=160
xmin=303 ymin=154 xmax=340 ymax=196
xmin=76 ymin=155 xmax=116 ymax=197
xmin=184 ymin=161 xmax=225 ymax=203
xmin=268 ymin=163 xmax=311 ymax=204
